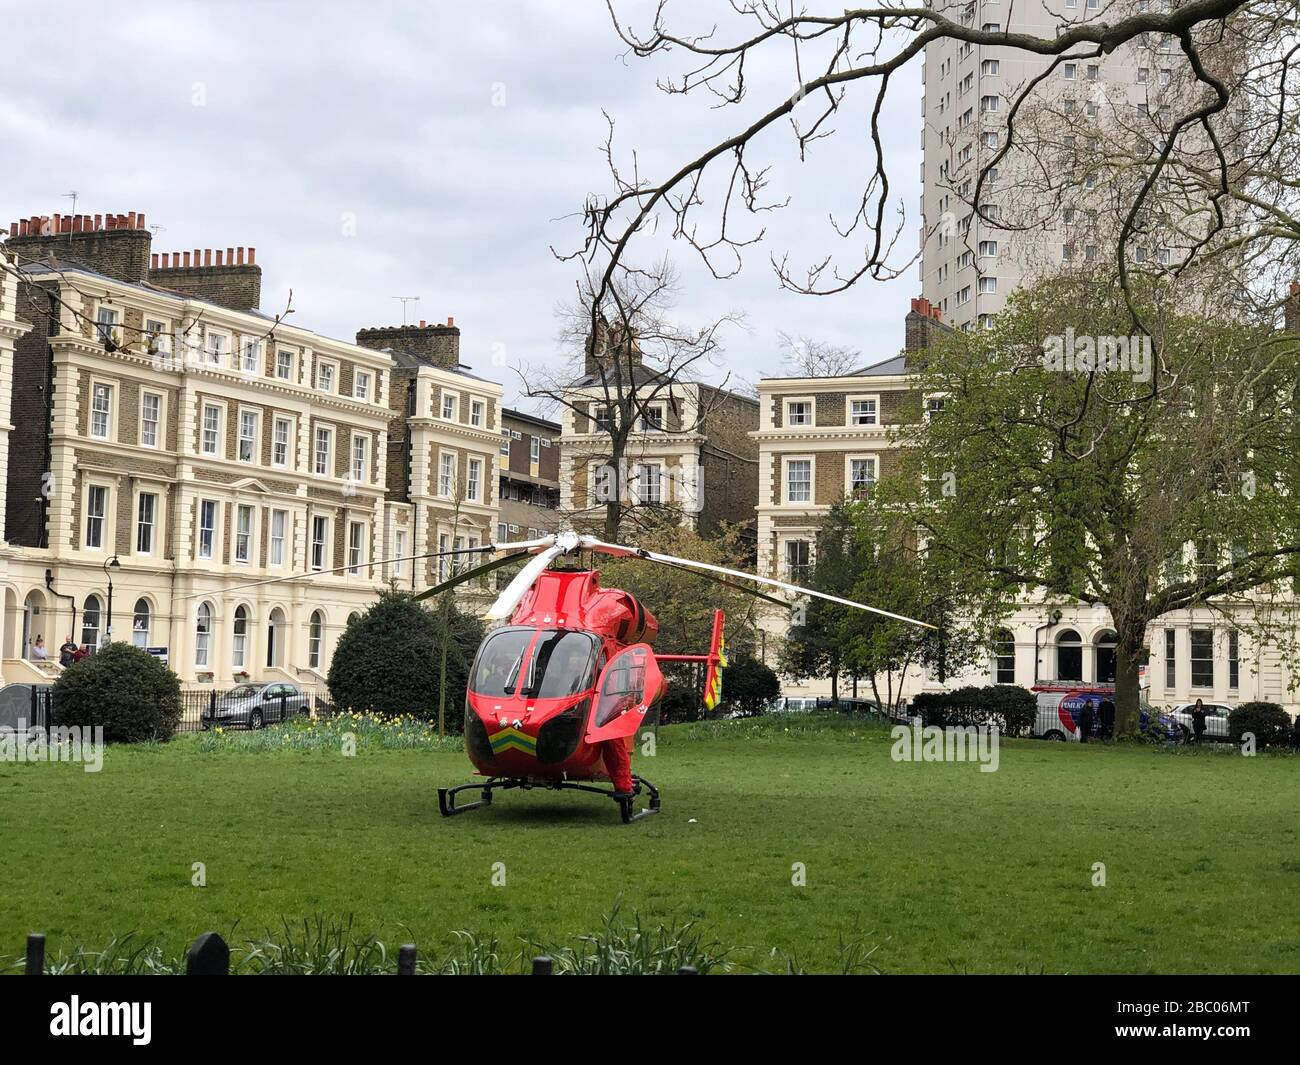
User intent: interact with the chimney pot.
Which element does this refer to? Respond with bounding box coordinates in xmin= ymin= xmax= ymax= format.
xmin=447 ymin=316 xmax=454 ymax=327
xmin=204 ymin=249 xmax=212 ymax=266
xmin=8 ymin=222 xmax=16 ymax=238
xmin=127 ymin=212 xmax=137 ymax=229
xmin=93 ymin=214 xmax=102 ymax=230
xmin=183 ymin=252 xmax=191 ymax=267
xmin=53 ymin=214 xmax=62 ymax=232
xmin=235 ymin=247 xmax=244 ymax=265
xmin=151 ymin=253 xmax=159 ymax=269
xmin=215 ymin=250 xmax=223 ymax=266
xmin=248 ymin=247 xmax=255 ymax=265
xmin=419 ymin=319 xmax=426 ymax=328
xmin=226 ymin=247 xmax=234 ymax=265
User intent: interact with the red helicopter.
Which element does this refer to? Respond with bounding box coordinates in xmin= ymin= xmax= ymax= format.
xmin=414 ymin=531 xmax=935 ymax=823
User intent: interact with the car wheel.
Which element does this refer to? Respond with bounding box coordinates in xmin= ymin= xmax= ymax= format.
xmin=249 ymin=709 xmax=264 ymax=730
xmin=1043 ymin=729 xmax=1066 ymax=742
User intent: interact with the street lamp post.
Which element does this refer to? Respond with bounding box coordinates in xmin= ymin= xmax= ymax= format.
xmin=103 ymin=555 xmax=121 ymax=645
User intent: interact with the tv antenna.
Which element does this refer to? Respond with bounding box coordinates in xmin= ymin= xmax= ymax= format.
xmin=62 ymin=190 xmax=78 ymax=217
xmin=393 ymin=296 xmax=420 ymax=325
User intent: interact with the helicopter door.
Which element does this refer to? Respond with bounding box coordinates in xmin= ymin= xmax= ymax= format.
xmin=584 ymin=644 xmax=664 ymax=744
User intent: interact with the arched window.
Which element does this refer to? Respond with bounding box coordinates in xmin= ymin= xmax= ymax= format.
xmin=994 ymin=628 xmax=1016 ymax=684
xmin=308 ymin=610 xmax=324 ymax=669
xmin=132 ymin=599 xmax=151 ymax=649
xmin=1094 ymin=630 xmax=1118 ymax=685
xmin=195 ymin=603 xmax=213 ymax=667
xmin=81 ymin=595 xmax=102 ymax=648
xmin=233 ymin=605 xmax=249 ymax=668
xmin=1056 ymin=629 xmax=1083 ymax=682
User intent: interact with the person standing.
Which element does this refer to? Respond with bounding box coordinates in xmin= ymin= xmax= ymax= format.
xmin=1077 ymin=698 xmax=1095 ymax=743
xmin=58 ymin=636 xmax=77 ymax=668
xmin=1099 ymin=698 xmax=1116 ymax=740
xmin=1191 ymin=698 xmax=1207 ymax=744
xmin=31 ymin=637 xmax=48 ymax=661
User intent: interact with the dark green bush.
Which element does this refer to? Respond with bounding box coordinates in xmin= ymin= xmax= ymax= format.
xmin=718 ymin=654 xmax=780 ymax=717
xmin=327 ymin=590 xmax=484 ymax=730
xmin=52 ymin=642 xmax=182 ymax=743
xmin=910 ymin=684 xmax=1036 ymax=735
xmin=1228 ymin=701 xmax=1292 ymax=749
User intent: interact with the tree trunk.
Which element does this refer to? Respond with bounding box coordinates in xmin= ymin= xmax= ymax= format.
xmin=1113 ymin=621 xmax=1146 ymax=737
xmin=830 ymin=652 xmax=839 ymax=705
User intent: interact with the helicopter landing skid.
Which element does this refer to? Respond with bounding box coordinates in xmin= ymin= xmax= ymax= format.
xmin=437 ymin=774 xmax=661 ymax=824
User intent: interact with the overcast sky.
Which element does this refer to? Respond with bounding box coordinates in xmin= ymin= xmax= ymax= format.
xmin=0 ymin=0 xmax=922 ymax=412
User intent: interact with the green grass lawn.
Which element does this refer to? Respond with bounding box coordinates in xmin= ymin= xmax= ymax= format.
xmin=2 ymin=714 xmax=1298 ymax=973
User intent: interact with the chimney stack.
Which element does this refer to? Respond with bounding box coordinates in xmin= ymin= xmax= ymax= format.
xmin=356 ymin=320 xmax=461 ymax=369
xmin=2 ymin=208 xmax=153 ymax=282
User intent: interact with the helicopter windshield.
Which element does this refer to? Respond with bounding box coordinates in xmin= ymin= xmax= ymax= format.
xmin=523 ymin=630 xmax=599 ymax=699
xmin=470 ymin=628 xmax=599 ymax=699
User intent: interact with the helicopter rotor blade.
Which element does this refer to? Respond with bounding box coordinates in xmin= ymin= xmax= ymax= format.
xmin=576 ymin=536 xmax=937 ymax=630
xmin=412 ymin=550 xmax=539 ymax=602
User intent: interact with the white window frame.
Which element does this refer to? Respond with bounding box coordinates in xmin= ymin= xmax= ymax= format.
xmin=313 ymin=424 xmax=334 ymax=477
xmin=847 ymin=394 xmax=880 ymax=428
xmin=393 ymin=529 xmax=408 ymax=578
xmin=635 ymin=462 xmax=663 ymax=504
xmin=139 ymin=390 xmax=164 ymax=448
xmin=84 ymin=482 xmax=109 ymax=550
xmin=782 ymin=538 xmax=813 ymax=582
xmin=438 ymin=450 xmax=456 ymax=498
xmin=205 ymin=329 xmax=230 ymax=366
xmin=354 ymin=370 xmax=372 ymax=401
xmin=640 ymin=403 xmax=666 ymax=432
xmin=269 ymin=509 xmax=287 ymax=567
xmin=272 ymin=416 xmax=292 ymax=468
xmin=197 ymin=499 xmax=218 ymax=560
xmin=441 ymin=389 xmax=460 ymax=421
xmin=234 ymin=503 xmax=254 ymax=563
xmin=200 ymin=402 xmax=223 ymax=457
xmin=784 ymin=397 xmax=815 ymax=428
xmin=315 ymin=358 xmax=338 ymax=393
xmin=94 ymin=303 xmax=120 ymax=345
xmin=466 ymin=457 xmax=483 ymax=502
xmin=89 ymin=380 xmax=115 ymax=440
xmin=237 ymin=408 xmax=260 ymax=464
xmin=347 ymin=521 xmax=366 ymax=573
xmin=845 ymin=454 xmax=879 ymax=498
xmin=310 ymin=514 xmax=329 ymax=571
xmin=783 ymin=456 xmax=814 ymax=505
xmin=144 ymin=317 xmax=170 ymax=355
xmin=275 ymin=348 xmax=294 ymax=381
xmin=240 ymin=337 xmax=261 ymax=374
xmin=469 ymin=398 xmax=485 ymax=427
xmin=351 ymin=433 xmax=369 ymax=482
xmin=136 ymin=490 xmax=158 ymax=555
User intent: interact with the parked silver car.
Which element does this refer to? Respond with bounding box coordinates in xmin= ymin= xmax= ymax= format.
xmin=201 ymin=683 xmax=310 ymax=730
xmin=1168 ymin=701 xmax=1233 ymax=742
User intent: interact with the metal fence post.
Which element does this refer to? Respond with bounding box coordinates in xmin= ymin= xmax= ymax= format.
xmin=25 ymin=933 xmax=45 ymax=975
xmin=531 ymin=956 xmax=553 ymax=975
xmin=397 ymin=944 xmax=417 ymax=975
xmin=186 ymin=931 xmax=230 ymax=975
xmin=677 ymin=964 xmax=698 ymax=975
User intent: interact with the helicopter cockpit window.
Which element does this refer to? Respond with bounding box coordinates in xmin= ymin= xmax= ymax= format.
xmin=523 ymin=630 xmax=599 ymax=699
xmin=471 ymin=628 xmax=535 ymax=696
xmin=594 ymin=648 xmax=648 ymax=726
